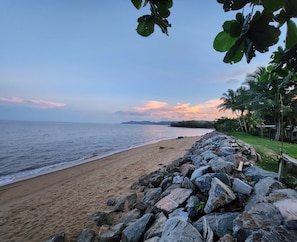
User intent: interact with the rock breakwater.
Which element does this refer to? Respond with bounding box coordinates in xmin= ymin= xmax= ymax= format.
xmin=47 ymin=131 xmax=297 ymax=242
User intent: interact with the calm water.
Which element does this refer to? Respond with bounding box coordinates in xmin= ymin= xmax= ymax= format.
xmin=0 ymin=120 xmax=211 ymax=186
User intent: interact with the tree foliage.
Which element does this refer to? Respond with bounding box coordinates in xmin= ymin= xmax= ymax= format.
xmin=131 ymin=0 xmax=297 ymax=70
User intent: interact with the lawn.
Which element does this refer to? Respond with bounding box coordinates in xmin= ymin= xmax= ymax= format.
xmin=228 ymin=132 xmax=297 ymax=187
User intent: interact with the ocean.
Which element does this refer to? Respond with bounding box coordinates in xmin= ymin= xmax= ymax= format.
xmin=0 ymin=120 xmax=211 ymax=186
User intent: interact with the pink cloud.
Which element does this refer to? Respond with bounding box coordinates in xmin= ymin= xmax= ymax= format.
xmin=127 ymin=99 xmax=235 ymax=121
xmin=0 ymin=96 xmax=66 ymax=109
xmin=134 ymin=100 xmax=168 ymax=112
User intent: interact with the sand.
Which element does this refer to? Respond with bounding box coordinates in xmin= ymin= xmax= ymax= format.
xmin=0 ymin=136 xmax=200 ymax=242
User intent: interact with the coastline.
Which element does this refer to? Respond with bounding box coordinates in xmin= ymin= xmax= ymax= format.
xmin=0 ymin=136 xmax=200 ymax=241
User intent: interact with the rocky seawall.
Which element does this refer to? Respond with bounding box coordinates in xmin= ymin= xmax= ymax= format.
xmin=47 ymin=131 xmax=297 ymax=242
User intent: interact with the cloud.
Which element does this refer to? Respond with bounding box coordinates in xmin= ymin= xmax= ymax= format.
xmin=0 ymin=96 xmax=66 ymax=109
xmin=118 ymin=99 xmax=235 ymax=121
xmin=134 ymin=101 xmax=168 ymax=112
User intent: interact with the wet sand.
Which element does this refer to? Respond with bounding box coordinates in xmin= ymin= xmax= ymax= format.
xmin=0 ymin=136 xmax=200 ymax=242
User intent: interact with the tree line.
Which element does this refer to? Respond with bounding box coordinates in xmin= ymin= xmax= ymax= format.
xmin=218 ymin=66 xmax=297 ymax=142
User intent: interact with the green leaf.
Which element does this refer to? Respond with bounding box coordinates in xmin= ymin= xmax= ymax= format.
xmin=261 ymin=0 xmax=287 ymax=12
xmin=286 ymin=20 xmax=297 ymax=49
xmin=223 ymin=38 xmax=245 ymax=63
xmin=214 ymin=31 xmax=238 ymax=52
xmin=137 ymin=16 xmax=154 ymax=36
xmin=131 ymin=0 xmax=142 ymax=9
xmin=156 ymin=3 xmax=171 ymax=18
xmin=217 ymin=0 xmax=250 ymax=11
xmin=223 ymin=20 xmax=242 ymax=37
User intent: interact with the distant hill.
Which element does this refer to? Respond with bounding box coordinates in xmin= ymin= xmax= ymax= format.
xmin=121 ymin=121 xmax=172 ymax=125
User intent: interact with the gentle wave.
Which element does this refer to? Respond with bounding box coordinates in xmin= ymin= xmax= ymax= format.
xmin=0 ymin=121 xmax=212 ymax=186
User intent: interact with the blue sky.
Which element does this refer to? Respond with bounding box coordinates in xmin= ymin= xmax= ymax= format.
xmin=0 ymin=1 xmax=277 ymax=123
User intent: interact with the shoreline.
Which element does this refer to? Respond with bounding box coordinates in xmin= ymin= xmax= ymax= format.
xmin=0 ymin=136 xmax=200 ymax=241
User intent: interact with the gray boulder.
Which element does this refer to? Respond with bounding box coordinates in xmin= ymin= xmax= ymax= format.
xmin=209 ymin=157 xmax=234 ymax=174
xmin=159 ymin=217 xmax=203 ymax=242
xmin=185 ymin=196 xmax=200 ymax=220
xmin=232 ymin=178 xmax=252 ymax=195
xmin=181 ymin=176 xmax=195 ymax=190
xmin=244 ymin=166 xmax=278 ymax=182
xmin=233 ymin=202 xmax=283 ymax=241
xmin=245 ymin=226 xmax=297 ymax=242
xmin=121 ymin=213 xmax=154 ymax=242
xmin=169 ymin=208 xmax=189 ymax=222
xmin=190 ymin=165 xmax=211 ymax=181
xmin=144 ymin=237 xmax=160 ymax=242
xmin=204 ymin=177 xmax=236 ymax=214
xmin=245 ymin=177 xmax=285 ymax=210
xmin=193 ymin=212 xmax=239 ymax=238
xmin=99 ymin=223 xmax=126 ymax=242
xmin=120 ymin=208 xmax=142 ymax=225
xmin=192 ymin=173 xmax=212 ymax=194
xmin=139 ymin=188 xmax=162 ymax=211
xmin=113 ymin=193 xmax=137 ymax=212
xmin=144 ymin=213 xmax=167 ymax=240
xmin=77 ymin=229 xmax=96 ymax=242
xmin=46 ymin=232 xmax=65 ymax=242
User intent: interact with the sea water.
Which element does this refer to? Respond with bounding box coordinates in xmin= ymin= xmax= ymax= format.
xmin=0 ymin=120 xmax=211 ymax=186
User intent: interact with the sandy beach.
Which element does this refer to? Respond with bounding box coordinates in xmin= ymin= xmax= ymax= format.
xmin=0 ymin=136 xmax=200 ymax=242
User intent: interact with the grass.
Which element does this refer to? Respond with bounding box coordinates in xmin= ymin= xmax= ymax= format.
xmin=228 ymin=132 xmax=297 ymax=187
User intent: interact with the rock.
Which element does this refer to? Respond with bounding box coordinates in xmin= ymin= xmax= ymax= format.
xmin=244 ymin=166 xmax=278 ymax=182
xmin=217 ymin=146 xmax=237 ymax=156
xmin=204 ymin=177 xmax=236 ymax=214
xmin=88 ymin=211 xmax=113 ymax=226
xmin=143 ymin=237 xmax=160 ymax=242
xmin=181 ymin=176 xmax=195 ymax=190
xmin=274 ymin=198 xmax=297 ymax=226
xmin=193 ymin=212 xmax=239 ymax=238
xmin=180 ymin=164 xmax=196 ymax=177
xmin=172 ymin=174 xmax=184 ymax=184
xmin=202 ymin=216 xmax=214 ymax=242
xmin=160 ymin=176 xmax=172 ymax=191
xmin=245 ymin=177 xmax=285 ymax=210
xmin=168 ymin=208 xmax=189 ymax=222
xmin=139 ymin=188 xmax=162 ymax=211
xmin=77 ymin=229 xmax=96 ymax=242
xmin=99 ymin=223 xmax=126 ymax=242
xmin=185 ymin=196 xmax=200 ymax=220
xmin=225 ymin=153 xmax=250 ymax=167
xmin=154 ymin=188 xmax=192 ymax=214
xmin=209 ymin=157 xmax=234 ymax=174
xmin=113 ymin=193 xmax=137 ymax=212
xmin=121 ymin=213 xmax=154 ymax=242
xmin=106 ymin=199 xmax=116 ymax=206
xmin=211 ymin=173 xmax=232 ymax=187
xmin=201 ymin=150 xmax=218 ymax=161
xmin=217 ymin=234 xmax=237 ymax=242
xmin=232 ymin=178 xmax=252 ymax=195
xmin=266 ymin=188 xmax=297 ymax=203
xmin=192 ymin=173 xmax=212 ymax=194
xmin=245 ymin=226 xmax=297 ymax=241
xmin=233 ymin=202 xmax=283 ymax=241
xmin=120 ymin=208 xmax=142 ymax=225
xmin=159 ymin=217 xmax=203 ymax=242
xmin=144 ymin=213 xmax=167 ymax=240
xmin=190 ymin=165 xmax=211 ymax=181
xmin=46 ymin=232 xmax=65 ymax=242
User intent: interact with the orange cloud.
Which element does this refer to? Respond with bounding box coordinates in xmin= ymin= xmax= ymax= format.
xmin=134 ymin=101 xmax=168 ymax=112
xmin=127 ymin=99 xmax=235 ymax=121
xmin=0 ymin=96 xmax=66 ymax=109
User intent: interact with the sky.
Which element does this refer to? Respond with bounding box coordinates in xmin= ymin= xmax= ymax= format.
xmin=0 ymin=1 xmax=279 ymax=123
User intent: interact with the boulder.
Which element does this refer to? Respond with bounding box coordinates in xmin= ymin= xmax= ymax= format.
xmin=204 ymin=177 xmax=236 ymax=214
xmin=88 ymin=211 xmax=113 ymax=226
xmin=77 ymin=229 xmax=96 ymax=242
xmin=99 ymin=223 xmax=126 ymax=242
xmin=113 ymin=193 xmax=137 ymax=212
xmin=139 ymin=188 xmax=162 ymax=211
xmin=154 ymin=188 xmax=192 ymax=214
xmin=209 ymin=157 xmax=234 ymax=174
xmin=190 ymin=165 xmax=211 ymax=181
xmin=194 ymin=212 xmax=239 ymax=238
xmin=159 ymin=217 xmax=203 ymax=242
xmin=244 ymin=166 xmax=278 ymax=182
xmin=181 ymin=176 xmax=195 ymax=190
xmin=185 ymin=196 xmax=200 ymax=220
xmin=168 ymin=208 xmax=189 ymax=222
xmin=232 ymin=178 xmax=252 ymax=195
xmin=144 ymin=213 xmax=167 ymax=240
xmin=192 ymin=174 xmax=212 ymax=194
xmin=120 ymin=208 xmax=142 ymax=225
xmin=233 ymin=202 xmax=283 ymax=241
xmin=121 ymin=213 xmax=154 ymax=242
